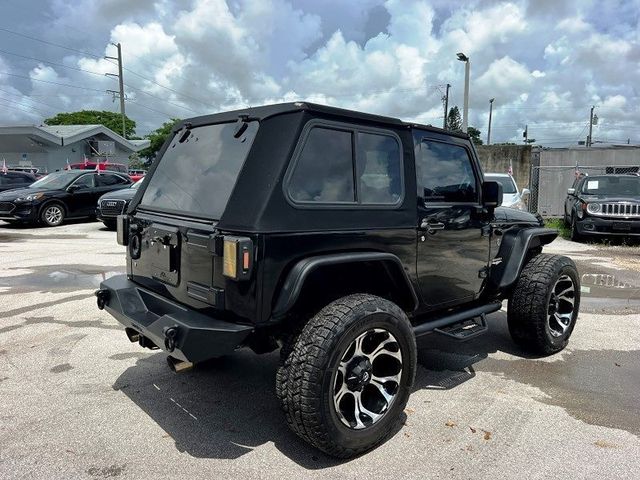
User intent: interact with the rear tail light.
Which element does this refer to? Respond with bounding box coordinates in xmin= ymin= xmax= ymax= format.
xmin=222 ymin=236 xmax=253 ymax=280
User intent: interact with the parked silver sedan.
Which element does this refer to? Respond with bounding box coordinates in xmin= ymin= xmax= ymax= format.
xmin=485 ymin=173 xmax=530 ymax=211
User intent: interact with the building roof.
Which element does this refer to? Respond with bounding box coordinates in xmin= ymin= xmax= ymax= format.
xmin=0 ymin=124 xmax=149 ymax=152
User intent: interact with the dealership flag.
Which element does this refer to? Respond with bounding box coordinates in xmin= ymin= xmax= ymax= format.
xmin=83 ymin=154 xmax=89 ymax=166
xmin=1 ymin=158 xmax=7 ymax=174
xmin=574 ymin=162 xmax=580 ymax=178
xmin=65 ymin=158 xmax=71 ymax=170
xmin=507 ymin=160 xmax=513 ymax=176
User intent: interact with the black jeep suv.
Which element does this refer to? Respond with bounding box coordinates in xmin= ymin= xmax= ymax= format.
xmin=97 ymin=103 xmax=580 ymax=457
xmin=565 ymin=174 xmax=640 ymax=241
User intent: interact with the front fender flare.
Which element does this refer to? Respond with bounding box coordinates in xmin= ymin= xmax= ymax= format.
xmin=271 ymin=252 xmax=419 ymax=319
xmin=486 ymin=227 xmax=558 ymax=294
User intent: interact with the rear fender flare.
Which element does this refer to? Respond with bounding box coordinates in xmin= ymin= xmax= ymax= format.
xmin=271 ymin=252 xmax=419 ymax=319
xmin=487 ymin=227 xmax=558 ymax=294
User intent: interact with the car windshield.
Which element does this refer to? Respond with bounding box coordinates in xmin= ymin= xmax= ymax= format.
xmin=28 ymin=171 xmax=78 ymax=190
xmin=581 ymin=176 xmax=640 ymax=196
xmin=485 ymin=175 xmax=517 ymax=194
xmin=140 ymin=121 xmax=259 ymax=219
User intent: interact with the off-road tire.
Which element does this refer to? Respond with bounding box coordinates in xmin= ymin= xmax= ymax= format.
xmin=279 ymin=293 xmax=416 ymax=458
xmin=508 ymin=254 xmax=580 ymax=355
xmin=40 ymin=202 xmax=65 ymax=227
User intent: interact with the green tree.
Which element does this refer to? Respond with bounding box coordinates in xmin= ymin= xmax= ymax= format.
xmin=467 ymin=126 xmax=483 ymax=145
xmin=138 ymin=118 xmax=181 ymax=160
xmin=44 ymin=110 xmax=136 ymax=138
xmin=446 ymin=106 xmax=462 ymax=132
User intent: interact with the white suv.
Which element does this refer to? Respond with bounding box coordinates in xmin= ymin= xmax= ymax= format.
xmin=485 ymin=173 xmax=530 ymax=211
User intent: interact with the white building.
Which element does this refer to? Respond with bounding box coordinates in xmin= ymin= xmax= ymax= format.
xmin=0 ymin=124 xmax=150 ymax=173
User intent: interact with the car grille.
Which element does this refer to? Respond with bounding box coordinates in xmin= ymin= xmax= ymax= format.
xmin=0 ymin=201 xmax=16 ymax=214
xmin=100 ymin=199 xmax=126 ymax=217
xmin=600 ymin=203 xmax=640 ymax=217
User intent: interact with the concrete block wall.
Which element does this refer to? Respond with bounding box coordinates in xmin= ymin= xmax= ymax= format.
xmin=476 ymin=144 xmax=532 ymax=190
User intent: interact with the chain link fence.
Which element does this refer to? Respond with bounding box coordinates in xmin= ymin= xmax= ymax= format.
xmin=528 ymin=164 xmax=639 ymax=217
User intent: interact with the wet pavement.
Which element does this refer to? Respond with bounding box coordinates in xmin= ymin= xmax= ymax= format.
xmin=1 ymin=223 xmax=639 ymax=480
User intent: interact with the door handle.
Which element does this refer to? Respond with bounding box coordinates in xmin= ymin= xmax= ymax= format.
xmin=420 ymin=219 xmax=445 ymax=232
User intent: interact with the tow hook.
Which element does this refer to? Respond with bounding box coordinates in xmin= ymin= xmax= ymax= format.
xmin=166 ymin=356 xmax=194 ymax=373
xmin=163 ymin=326 xmax=179 ymax=352
xmin=95 ymin=289 xmax=110 ymax=310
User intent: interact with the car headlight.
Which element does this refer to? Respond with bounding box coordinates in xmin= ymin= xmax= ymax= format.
xmin=586 ymin=203 xmax=601 ymax=214
xmin=15 ymin=192 xmax=44 ymax=202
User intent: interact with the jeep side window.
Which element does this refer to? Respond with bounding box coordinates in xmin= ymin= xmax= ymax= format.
xmin=417 ymin=141 xmax=478 ymax=203
xmin=289 ymin=127 xmax=355 ymax=203
xmin=357 ymin=132 xmax=402 ymax=204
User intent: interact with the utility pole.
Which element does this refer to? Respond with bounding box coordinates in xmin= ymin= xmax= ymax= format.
xmin=443 ymin=83 xmax=450 ymax=129
xmin=523 ymin=125 xmax=528 ymax=144
xmin=487 ymin=98 xmax=495 ymax=145
xmin=587 ymin=105 xmax=595 ymax=147
xmin=105 ymin=43 xmax=126 ymax=139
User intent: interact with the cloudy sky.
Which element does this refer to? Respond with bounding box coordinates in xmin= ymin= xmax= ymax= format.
xmin=0 ymin=0 xmax=638 ymax=146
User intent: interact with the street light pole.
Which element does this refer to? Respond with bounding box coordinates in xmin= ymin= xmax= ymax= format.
xmin=487 ymin=98 xmax=495 ymax=145
xmin=457 ymin=52 xmax=470 ymax=133
xmin=587 ymin=105 xmax=595 ymax=147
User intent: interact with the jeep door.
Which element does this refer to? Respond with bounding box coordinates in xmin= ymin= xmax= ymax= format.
xmin=414 ymin=133 xmax=491 ymax=308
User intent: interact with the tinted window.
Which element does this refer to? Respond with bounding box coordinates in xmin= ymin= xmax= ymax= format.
xmin=417 ymin=141 xmax=478 ymax=203
xmin=357 ymin=132 xmax=402 ymax=204
xmin=3 ymin=173 xmax=31 ymax=185
xmin=97 ymin=174 xmax=128 ymax=186
xmin=30 ymin=171 xmax=78 ymax=189
xmin=72 ymin=174 xmax=95 ymax=188
xmin=484 ymin=175 xmax=516 ymax=194
xmin=289 ymin=127 xmax=355 ymax=203
xmin=140 ymin=121 xmax=258 ymax=219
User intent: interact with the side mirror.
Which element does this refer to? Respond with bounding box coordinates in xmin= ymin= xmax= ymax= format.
xmin=482 ymin=180 xmax=503 ymax=209
xmin=67 ymin=184 xmax=79 ymax=193
xmin=567 ymin=188 xmax=575 ymax=195
xmin=521 ymin=188 xmax=531 ymax=197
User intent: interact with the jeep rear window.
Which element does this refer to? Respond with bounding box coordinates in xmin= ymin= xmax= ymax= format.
xmin=139 ymin=121 xmax=258 ymax=219
xmin=288 ymin=125 xmax=402 ymax=205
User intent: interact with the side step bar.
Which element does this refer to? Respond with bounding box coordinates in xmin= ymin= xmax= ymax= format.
xmin=413 ymin=302 xmax=502 ymax=339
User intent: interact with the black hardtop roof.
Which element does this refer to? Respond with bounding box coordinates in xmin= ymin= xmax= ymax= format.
xmin=174 ymin=102 xmax=469 ymax=140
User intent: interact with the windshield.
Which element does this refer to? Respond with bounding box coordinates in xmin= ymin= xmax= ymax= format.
xmin=485 ymin=175 xmax=517 ymax=194
xmin=581 ymin=176 xmax=640 ymax=196
xmin=29 ymin=171 xmax=77 ymax=190
xmin=140 ymin=121 xmax=259 ymax=219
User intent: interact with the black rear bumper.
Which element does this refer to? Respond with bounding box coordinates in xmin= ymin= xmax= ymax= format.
xmin=98 ymin=275 xmax=253 ymax=363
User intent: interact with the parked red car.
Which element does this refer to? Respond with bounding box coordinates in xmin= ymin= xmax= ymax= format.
xmin=69 ymin=161 xmax=128 ymax=174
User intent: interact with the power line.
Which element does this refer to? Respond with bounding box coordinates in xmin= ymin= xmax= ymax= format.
xmin=0 ymin=98 xmax=48 ymax=116
xmin=121 ymin=66 xmax=217 ymax=109
xmin=0 ymin=48 xmax=107 ymax=77
xmin=123 ymin=82 xmax=203 ymax=115
xmin=126 ymin=99 xmax=176 ymax=119
xmin=0 ymin=26 xmax=102 ymax=59
xmin=0 ymin=87 xmax=65 ymax=112
xmin=0 ymin=27 xmax=213 ymax=113
xmin=0 ymin=71 xmax=105 ymax=92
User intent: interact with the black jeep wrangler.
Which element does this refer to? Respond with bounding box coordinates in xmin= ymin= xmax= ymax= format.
xmin=96 ymin=103 xmax=580 ymax=457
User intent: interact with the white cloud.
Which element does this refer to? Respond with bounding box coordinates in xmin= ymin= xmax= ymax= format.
xmin=0 ymin=0 xmax=638 ymax=146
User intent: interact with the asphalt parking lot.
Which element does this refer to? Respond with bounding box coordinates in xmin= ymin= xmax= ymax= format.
xmin=1 ymin=221 xmax=639 ymax=479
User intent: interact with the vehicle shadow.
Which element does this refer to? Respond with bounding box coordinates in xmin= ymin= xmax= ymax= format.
xmin=112 ymin=310 xmax=532 ymax=468
xmin=0 ymin=218 xmax=96 ymax=229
